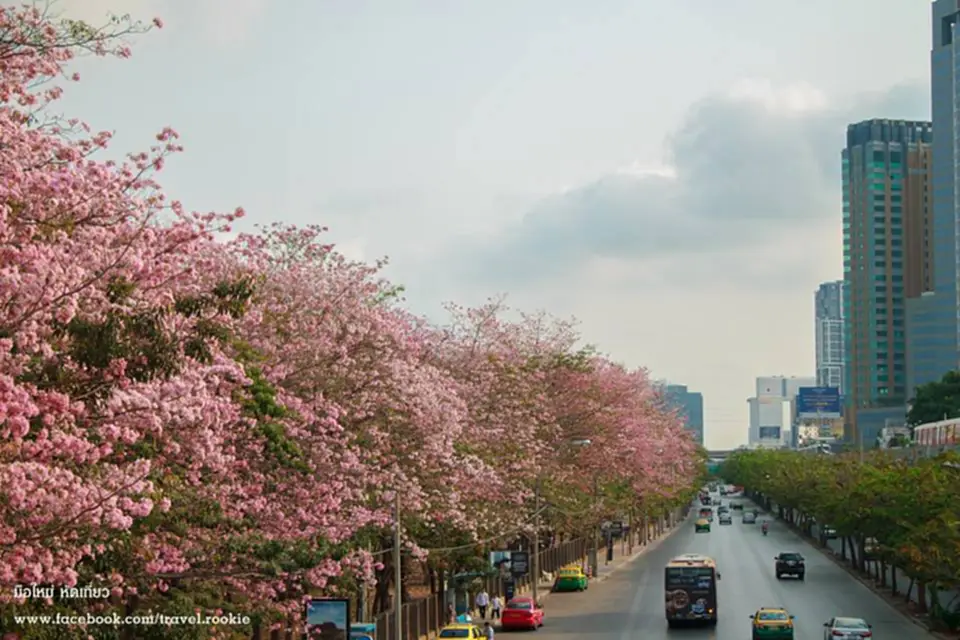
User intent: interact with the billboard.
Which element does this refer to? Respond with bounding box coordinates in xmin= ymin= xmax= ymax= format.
xmin=306 ymin=598 xmax=350 ymax=639
xmin=510 ymin=551 xmax=529 ymax=576
xmin=490 ymin=550 xmax=512 ymax=579
xmin=758 ymin=426 xmax=781 ymax=440
xmin=797 ymin=387 xmax=841 ymax=417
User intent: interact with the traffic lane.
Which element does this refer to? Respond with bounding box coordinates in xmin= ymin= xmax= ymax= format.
xmin=728 ymin=501 xmax=929 ymax=639
xmin=529 ymin=517 xmax=701 ymax=639
xmin=528 ymin=501 xmax=934 ymax=639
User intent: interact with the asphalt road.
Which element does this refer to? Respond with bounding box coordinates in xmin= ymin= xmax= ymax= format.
xmin=526 ymin=498 xmax=932 ymax=639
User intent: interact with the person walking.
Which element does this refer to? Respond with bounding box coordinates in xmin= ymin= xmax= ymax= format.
xmin=475 ymin=589 xmax=490 ymax=619
xmin=483 ymin=621 xmax=495 ymax=638
xmin=491 ymin=595 xmax=502 ymax=619
xmin=447 ymin=602 xmax=456 ymax=624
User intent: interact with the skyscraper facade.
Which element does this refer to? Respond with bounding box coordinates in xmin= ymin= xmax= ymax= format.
xmin=906 ymin=1 xmax=960 ymax=397
xmin=842 ymin=119 xmax=932 ymax=443
xmin=815 ymin=281 xmax=846 ymax=393
xmin=662 ymin=384 xmax=704 ymax=446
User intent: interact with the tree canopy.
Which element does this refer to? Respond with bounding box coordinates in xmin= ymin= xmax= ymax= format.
xmin=0 ymin=6 xmax=703 ymax=638
xmin=720 ymin=449 xmax=960 ymax=595
xmin=907 ymin=370 xmax=960 ymax=427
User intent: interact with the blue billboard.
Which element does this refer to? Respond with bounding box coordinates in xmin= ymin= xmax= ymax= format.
xmin=797 ymin=387 xmax=841 ymax=417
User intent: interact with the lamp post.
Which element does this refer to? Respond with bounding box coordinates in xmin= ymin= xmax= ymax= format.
xmin=394 ymin=491 xmax=402 ymax=640
xmin=589 ymin=474 xmax=599 ymax=579
xmin=531 ymin=438 xmax=592 ymax=605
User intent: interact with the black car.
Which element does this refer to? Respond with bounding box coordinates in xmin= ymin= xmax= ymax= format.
xmin=774 ymin=552 xmax=805 ymax=580
xmin=731 ymin=502 xmax=743 ymax=510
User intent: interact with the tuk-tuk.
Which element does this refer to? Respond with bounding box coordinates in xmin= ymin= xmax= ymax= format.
xmin=350 ymin=622 xmax=376 ymax=639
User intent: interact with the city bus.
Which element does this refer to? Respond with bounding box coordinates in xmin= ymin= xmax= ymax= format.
xmin=664 ymin=554 xmax=720 ymax=628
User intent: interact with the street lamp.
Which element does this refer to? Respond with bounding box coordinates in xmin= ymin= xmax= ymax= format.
xmin=531 ymin=438 xmax=592 ymax=605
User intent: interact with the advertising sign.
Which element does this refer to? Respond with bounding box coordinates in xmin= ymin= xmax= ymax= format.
xmin=490 ymin=550 xmax=512 ymax=578
xmin=758 ymin=426 xmax=781 ymax=440
xmin=510 ymin=551 xmax=529 ymax=576
xmin=664 ymin=566 xmax=717 ymax=621
xmin=797 ymin=387 xmax=841 ymax=417
xmin=306 ymin=598 xmax=350 ymax=639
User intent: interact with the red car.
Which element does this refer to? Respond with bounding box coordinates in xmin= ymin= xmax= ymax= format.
xmin=501 ymin=597 xmax=544 ymax=631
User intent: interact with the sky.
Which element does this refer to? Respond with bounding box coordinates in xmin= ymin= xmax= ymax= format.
xmin=54 ymin=0 xmax=933 ymax=449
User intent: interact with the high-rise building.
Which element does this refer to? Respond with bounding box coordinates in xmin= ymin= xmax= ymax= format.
xmin=662 ymin=384 xmax=704 ymax=446
xmin=747 ymin=375 xmax=816 ymax=446
xmin=815 ymin=281 xmax=846 ymax=393
xmin=906 ymin=1 xmax=959 ymax=400
xmin=842 ymin=119 xmax=932 ymax=444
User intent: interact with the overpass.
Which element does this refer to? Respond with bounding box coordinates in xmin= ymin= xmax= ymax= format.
xmin=707 ymin=450 xmax=738 ymax=460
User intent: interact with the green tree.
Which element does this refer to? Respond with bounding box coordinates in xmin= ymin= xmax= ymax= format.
xmin=907 ymin=370 xmax=960 ymax=427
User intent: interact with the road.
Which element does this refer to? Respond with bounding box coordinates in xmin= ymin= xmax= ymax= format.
xmin=526 ymin=498 xmax=932 ymax=639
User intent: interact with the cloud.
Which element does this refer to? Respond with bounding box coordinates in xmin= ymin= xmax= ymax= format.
xmin=449 ymin=78 xmax=929 ymax=291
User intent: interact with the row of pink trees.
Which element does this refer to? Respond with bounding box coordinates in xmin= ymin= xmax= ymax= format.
xmin=0 ymin=5 xmax=704 ymax=638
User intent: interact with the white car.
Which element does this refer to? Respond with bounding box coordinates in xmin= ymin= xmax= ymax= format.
xmin=823 ymin=616 xmax=872 ymax=639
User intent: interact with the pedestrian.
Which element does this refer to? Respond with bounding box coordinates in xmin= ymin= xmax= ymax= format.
xmin=483 ymin=621 xmax=495 ymax=638
xmin=447 ymin=602 xmax=456 ymax=624
xmin=491 ymin=594 xmax=502 ymax=619
xmin=475 ymin=589 xmax=490 ymax=619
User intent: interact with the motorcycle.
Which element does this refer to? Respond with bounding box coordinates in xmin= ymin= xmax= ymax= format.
xmin=761 ymin=522 xmax=769 ymax=536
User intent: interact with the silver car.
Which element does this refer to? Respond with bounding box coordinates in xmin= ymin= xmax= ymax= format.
xmin=823 ymin=616 xmax=872 ymax=639
xmin=742 ymin=512 xmax=757 ymax=524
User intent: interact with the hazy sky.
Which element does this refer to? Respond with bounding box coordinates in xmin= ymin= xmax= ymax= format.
xmin=56 ymin=0 xmax=932 ymax=449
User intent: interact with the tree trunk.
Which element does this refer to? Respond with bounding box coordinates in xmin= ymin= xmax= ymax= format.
xmin=841 ymin=536 xmax=847 ymax=561
xmin=373 ymin=536 xmax=393 ymax=613
xmin=930 ymin=582 xmax=941 ymax=618
xmin=917 ymin=581 xmax=928 ymax=614
xmin=891 ymin=564 xmax=898 ymax=595
xmin=119 ymin=594 xmax=140 ymax=640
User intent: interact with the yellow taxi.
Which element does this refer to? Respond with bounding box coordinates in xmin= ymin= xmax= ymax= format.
xmin=694 ymin=518 xmax=710 ymax=533
xmin=552 ymin=563 xmax=588 ymax=591
xmin=749 ymin=607 xmax=795 ymax=639
xmin=438 ymin=623 xmax=484 ymax=638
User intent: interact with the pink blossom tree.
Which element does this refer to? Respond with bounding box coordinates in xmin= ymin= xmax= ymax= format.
xmin=0 ymin=6 xmax=705 ymax=637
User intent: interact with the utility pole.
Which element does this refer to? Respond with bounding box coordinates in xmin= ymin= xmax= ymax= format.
xmin=589 ymin=475 xmax=599 ymax=579
xmin=531 ymin=477 xmax=541 ymax=604
xmin=394 ymin=492 xmax=402 ymax=640
xmin=858 ymin=425 xmax=864 ymax=464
